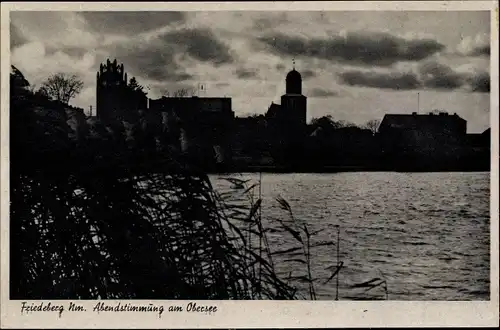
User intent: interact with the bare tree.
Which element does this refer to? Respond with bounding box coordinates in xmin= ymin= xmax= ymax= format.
xmin=27 ymin=84 xmax=37 ymax=94
xmin=310 ymin=115 xmax=355 ymax=130
xmin=163 ymin=88 xmax=195 ymax=98
xmin=40 ymin=73 xmax=84 ymax=104
xmin=173 ymin=88 xmax=194 ymax=97
xmin=431 ymin=109 xmax=445 ymax=115
xmin=364 ymin=119 xmax=381 ymax=134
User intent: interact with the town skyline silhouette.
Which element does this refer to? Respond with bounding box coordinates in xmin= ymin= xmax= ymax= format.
xmin=10 ymin=10 xmax=491 ymax=133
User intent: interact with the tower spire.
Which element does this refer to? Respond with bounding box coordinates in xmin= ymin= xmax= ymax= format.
xmin=417 ymin=92 xmax=420 ymax=114
xmin=292 ymin=58 xmax=295 ymax=70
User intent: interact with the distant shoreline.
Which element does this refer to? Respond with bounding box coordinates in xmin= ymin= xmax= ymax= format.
xmin=209 ymin=165 xmax=491 ymax=174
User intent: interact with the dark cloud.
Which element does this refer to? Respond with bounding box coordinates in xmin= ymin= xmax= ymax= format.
xmin=418 ymin=61 xmax=464 ymax=90
xmin=160 ymin=28 xmax=234 ymax=66
xmin=110 ymin=45 xmax=175 ymax=81
xmin=79 ymin=11 xmax=186 ymax=35
xmin=301 ymin=69 xmax=316 ymax=79
xmin=309 ymin=88 xmax=339 ymax=97
xmin=258 ymin=31 xmax=445 ymax=66
xmin=253 ymin=18 xmax=278 ymax=30
xmin=215 ymin=82 xmax=230 ymax=88
xmin=46 ymin=46 xmax=89 ymax=58
xmin=468 ymin=45 xmax=490 ymax=57
xmin=338 ymin=70 xmax=421 ymax=90
xmin=253 ymin=13 xmax=289 ymax=30
xmin=104 ymin=42 xmax=191 ymax=83
xmin=457 ymin=35 xmax=490 ymax=57
xmin=101 ymin=27 xmax=233 ymax=83
xmin=10 ymin=21 xmax=27 ymax=49
xmin=467 ymin=72 xmax=490 ymax=93
xmin=234 ymin=68 xmax=258 ymax=79
xmin=170 ymin=72 xmax=193 ymax=82
xmin=337 ymin=60 xmax=489 ymax=94
xmin=275 ymin=64 xmax=314 ymax=78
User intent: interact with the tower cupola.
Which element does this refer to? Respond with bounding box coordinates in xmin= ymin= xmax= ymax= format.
xmin=286 ymin=59 xmax=302 ymax=94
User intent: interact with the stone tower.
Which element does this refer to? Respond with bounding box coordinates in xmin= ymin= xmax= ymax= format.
xmin=96 ymin=59 xmax=128 ymax=124
xmin=281 ymin=61 xmax=307 ymax=127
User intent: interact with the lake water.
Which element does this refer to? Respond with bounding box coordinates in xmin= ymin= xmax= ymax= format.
xmin=210 ymin=172 xmax=490 ymax=301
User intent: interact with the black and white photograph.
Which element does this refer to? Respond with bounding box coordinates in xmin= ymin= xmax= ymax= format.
xmin=2 ymin=1 xmax=499 ymax=328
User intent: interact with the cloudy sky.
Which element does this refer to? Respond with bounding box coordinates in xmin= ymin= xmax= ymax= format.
xmin=10 ymin=10 xmax=491 ymax=132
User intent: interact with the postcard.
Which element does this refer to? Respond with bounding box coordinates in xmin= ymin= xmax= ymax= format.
xmin=1 ymin=1 xmax=499 ymax=328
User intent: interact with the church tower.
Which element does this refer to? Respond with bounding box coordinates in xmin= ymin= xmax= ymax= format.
xmin=96 ymin=59 xmax=128 ymax=124
xmin=281 ymin=60 xmax=307 ymax=127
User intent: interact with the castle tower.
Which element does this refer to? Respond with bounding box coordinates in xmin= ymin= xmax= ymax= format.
xmin=96 ymin=58 xmax=128 ymax=124
xmin=281 ymin=60 xmax=307 ymax=127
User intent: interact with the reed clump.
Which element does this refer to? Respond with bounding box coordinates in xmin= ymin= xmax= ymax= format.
xmin=10 ymin=96 xmax=295 ymax=298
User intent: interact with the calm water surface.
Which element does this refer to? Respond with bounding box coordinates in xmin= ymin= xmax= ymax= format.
xmin=210 ymin=172 xmax=490 ymax=301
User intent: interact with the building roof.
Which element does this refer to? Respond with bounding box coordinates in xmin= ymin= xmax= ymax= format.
xmin=481 ymin=128 xmax=490 ymax=136
xmin=380 ymin=112 xmax=466 ymax=130
xmin=266 ymin=102 xmax=282 ymax=118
